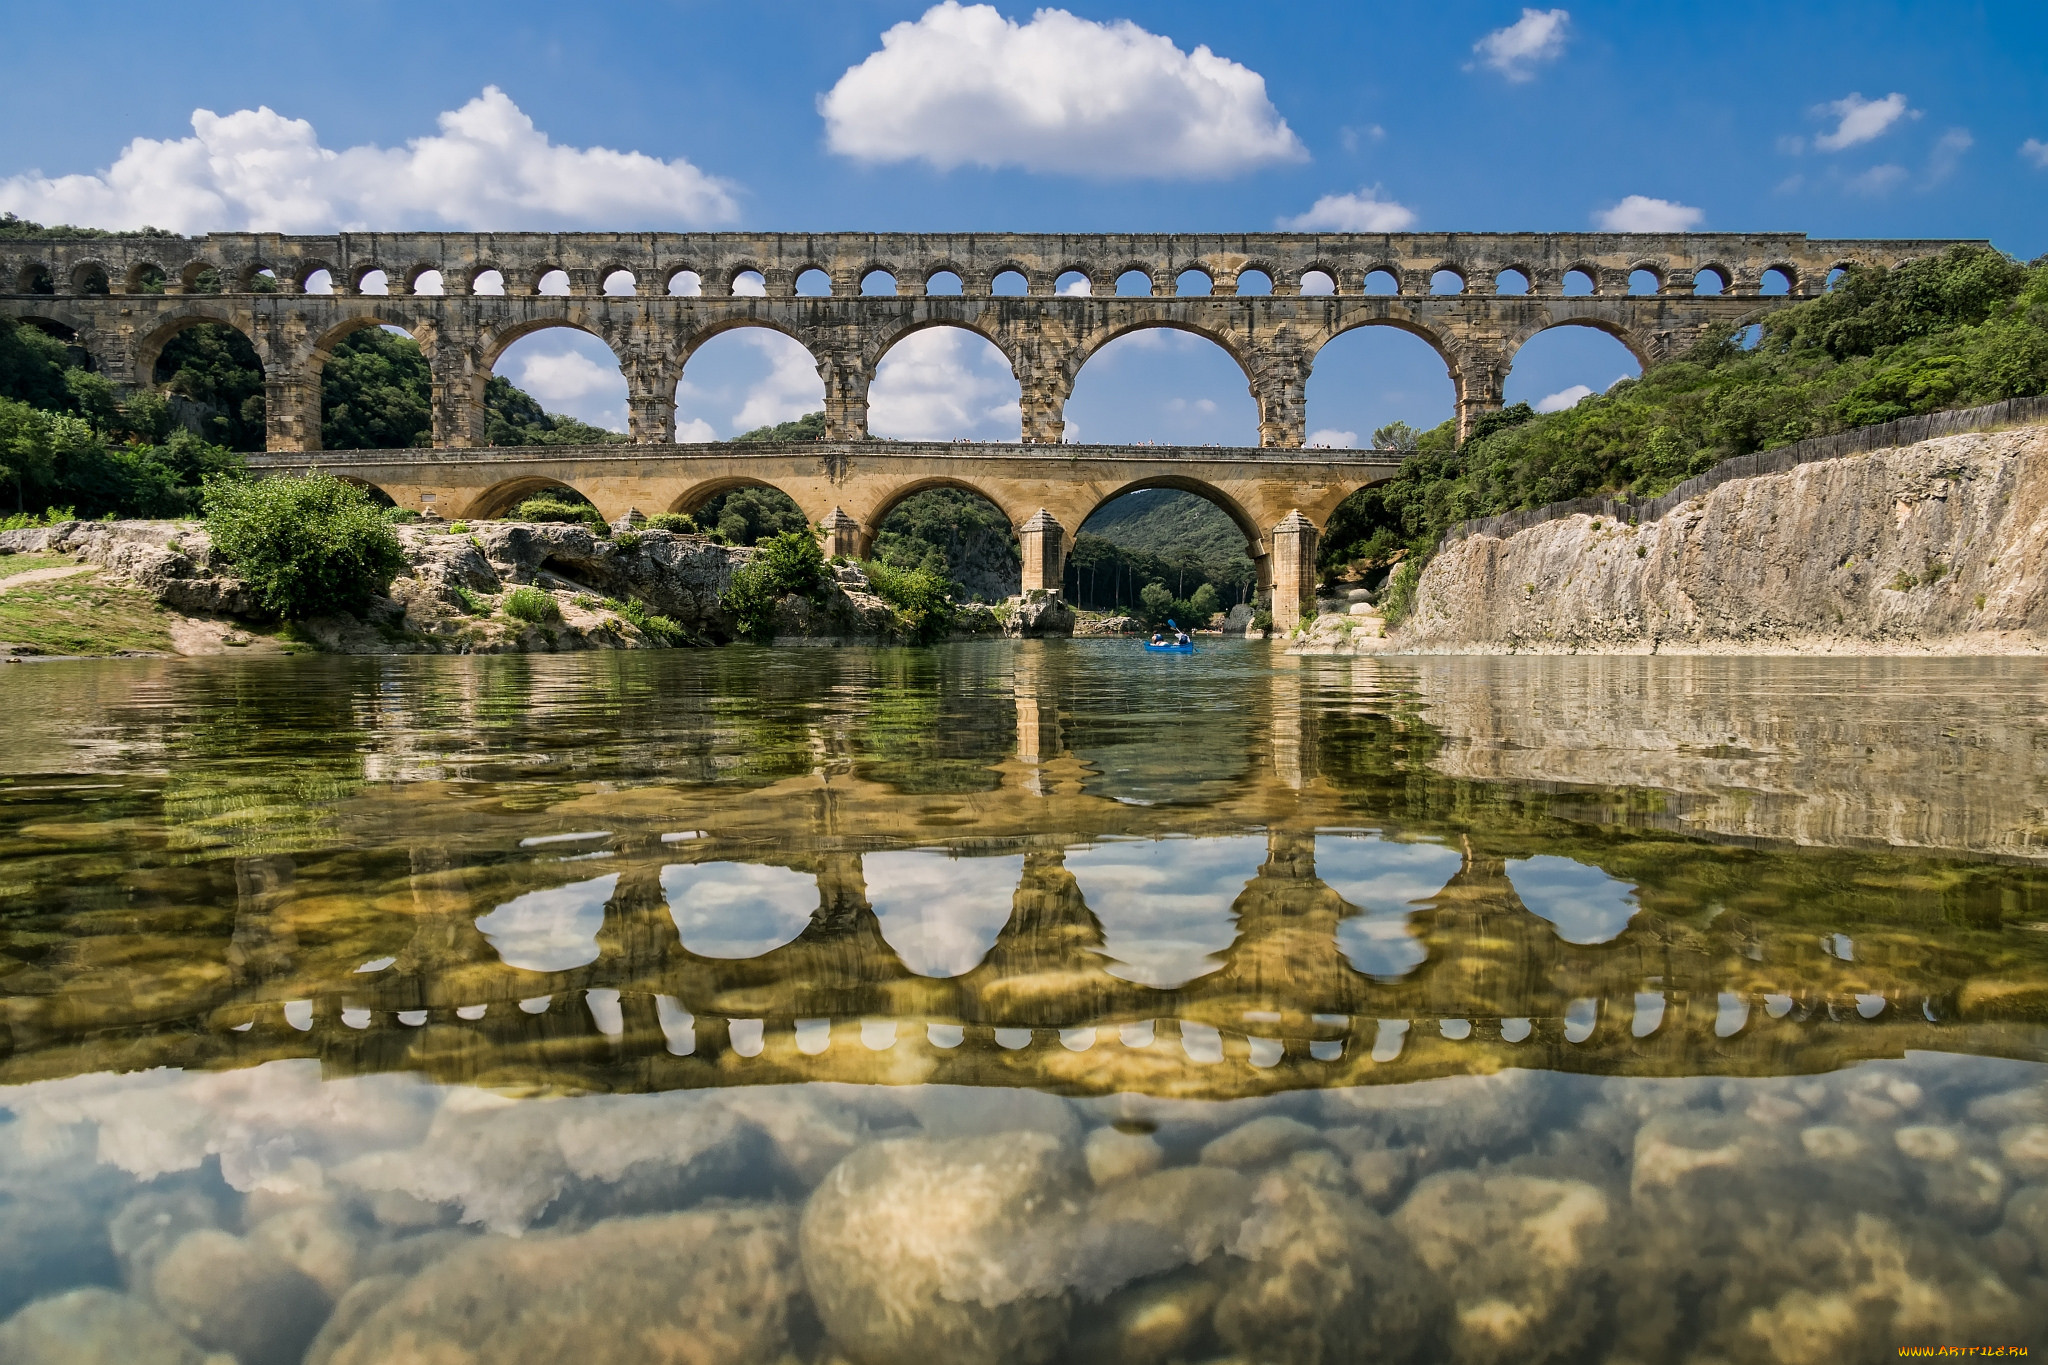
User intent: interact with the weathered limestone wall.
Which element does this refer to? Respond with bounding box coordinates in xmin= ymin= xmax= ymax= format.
xmin=1318 ymin=426 xmax=2048 ymax=655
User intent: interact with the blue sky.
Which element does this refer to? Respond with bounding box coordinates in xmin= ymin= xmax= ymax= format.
xmin=4 ymin=0 xmax=2042 ymax=443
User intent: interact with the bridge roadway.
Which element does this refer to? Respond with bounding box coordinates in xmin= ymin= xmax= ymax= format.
xmin=1 ymin=230 xmax=1978 ymax=454
xmin=247 ymin=439 xmax=1402 ymax=625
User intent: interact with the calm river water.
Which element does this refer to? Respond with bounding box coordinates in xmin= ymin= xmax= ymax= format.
xmin=2 ymin=643 xmax=2046 ymax=1363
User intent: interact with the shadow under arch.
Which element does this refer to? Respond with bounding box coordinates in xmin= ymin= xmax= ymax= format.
xmin=332 ymin=474 xmax=397 ymax=508
xmin=465 ymin=475 xmax=596 ymax=520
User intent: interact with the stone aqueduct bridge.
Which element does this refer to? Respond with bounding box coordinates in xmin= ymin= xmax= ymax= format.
xmin=3 ymin=230 xmax=1972 ymax=622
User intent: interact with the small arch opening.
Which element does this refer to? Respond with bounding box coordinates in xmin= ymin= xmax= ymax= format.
xmin=132 ymin=264 xmax=168 ymax=294
xmin=152 ymin=322 xmax=267 ymax=452
xmin=1628 ymin=269 xmax=1661 ymax=296
xmin=795 ymin=269 xmax=833 ymax=297
xmin=1071 ymin=487 xmax=1259 ymax=622
xmin=1114 ymin=270 xmax=1153 ymax=297
xmin=537 ymin=270 xmax=572 ymax=297
xmin=1056 ymin=271 xmax=1092 ymax=297
xmin=1236 ymin=270 xmax=1273 ymax=296
xmin=667 ymin=270 xmax=702 ymax=297
xmin=602 ymin=270 xmax=637 ymax=296
xmin=1692 ymin=268 xmax=1726 ymax=296
xmin=860 ymin=270 xmax=898 ymax=297
xmin=1067 ymin=327 xmax=1255 ymax=446
xmin=1494 ymin=269 xmax=1530 ymax=296
xmin=1299 ymin=270 xmax=1337 ymax=297
xmin=677 ymin=327 xmax=824 ymax=442
xmin=990 ymin=270 xmax=1028 ymax=297
xmin=1430 ymin=270 xmax=1464 ymax=295
xmin=732 ymin=270 xmax=767 ymax=297
xmin=358 ymin=269 xmax=391 ymax=296
xmin=1561 ymin=269 xmax=1595 ymax=297
xmin=1363 ymin=270 xmax=1399 ymax=296
xmin=873 ymin=486 xmax=1021 ymax=602
xmin=302 ymin=268 xmax=335 ymax=295
xmin=471 ymin=269 xmax=506 ymax=296
xmin=924 ymin=270 xmax=963 ymax=296
xmin=1175 ymin=269 xmax=1212 ymax=297
xmin=72 ymin=264 xmax=110 ymax=295
xmin=688 ymin=484 xmax=810 ymax=546
xmin=871 ymin=326 xmax=1020 ymax=442
xmin=1825 ymin=267 xmax=1848 ymax=292
xmin=471 ymin=478 xmax=599 ymax=521
xmin=413 ymin=270 xmax=445 ymax=296
xmin=19 ymin=263 xmax=54 ymax=295
xmin=1759 ymin=267 xmax=1793 ymax=296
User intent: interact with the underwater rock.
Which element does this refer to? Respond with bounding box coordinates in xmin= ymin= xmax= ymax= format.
xmin=718 ymin=1087 xmax=869 ymax=1186
xmin=1392 ymin=1170 xmax=1611 ymax=1365
xmin=1200 ymin=1115 xmax=1324 ymax=1170
xmin=1084 ymin=1126 xmax=1165 ymax=1186
xmin=1074 ymin=1166 xmax=1252 ymax=1287
xmin=900 ymin=1086 xmax=1083 ymax=1144
xmin=247 ymin=1200 xmax=363 ymax=1297
xmin=322 ymin=1205 xmax=801 ymax=1365
xmin=0 ymin=1286 xmax=216 ymax=1365
xmin=1216 ymin=1162 xmax=1437 ymax=1365
xmin=149 ymin=1228 xmax=331 ymax=1365
xmin=108 ymin=1191 xmax=220 ymax=1292
xmin=801 ymin=1132 xmax=1086 ymax=1365
xmin=1320 ymin=1071 xmax=1541 ymax=1171
xmin=1068 ymin=1272 xmax=1223 ymax=1365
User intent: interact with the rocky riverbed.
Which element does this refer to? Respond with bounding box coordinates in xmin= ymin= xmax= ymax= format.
xmin=1295 ymin=425 xmax=2048 ymax=656
xmin=0 ymin=519 xmax=1074 ymax=655
xmin=0 ymin=1058 xmax=2041 ymax=1363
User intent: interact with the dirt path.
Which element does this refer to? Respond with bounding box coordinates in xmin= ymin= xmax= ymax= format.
xmin=0 ymin=566 xmax=91 ymax=594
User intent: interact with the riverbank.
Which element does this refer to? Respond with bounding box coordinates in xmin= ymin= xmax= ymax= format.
xmin=1294 ymin=424 xmax=2048 ymax=657
xmin=0 ymin=518 xmax=1052 ymax=657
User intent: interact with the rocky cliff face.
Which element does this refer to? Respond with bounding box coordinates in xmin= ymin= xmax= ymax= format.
xmin=0 ymin=519 xmax=1027 ymax=652
xmin=1298 ymin=426 xmax=2048 ymax=655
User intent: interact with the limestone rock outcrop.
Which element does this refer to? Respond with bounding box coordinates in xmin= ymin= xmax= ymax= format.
xmin=1295 ymin=427 xmax=2048 ymax=655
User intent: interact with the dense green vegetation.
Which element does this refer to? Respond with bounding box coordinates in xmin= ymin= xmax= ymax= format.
xmin=202 ymin=473 xmax=407 ymax=619
xmin=694 ymin=485 xmax=811 ymax=546
xmin=733 ymin=411 xmax=826 ymax=443
xmin=1325 ymin=246 xmax=2048 ymax=596
xmin=720 ymin=529 xmax=829 ymax=641
xmin=871 ymin=487 xmax=1020 ymax=602
xmin=1068 ymin=490 xmax=1257 ymax=622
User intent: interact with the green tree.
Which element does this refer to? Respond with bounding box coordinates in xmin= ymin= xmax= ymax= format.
xmin=695 ymin=485 xmax=810 ymax=545
xmin=758 ymin=529 xmax=827 ymax=597
xmin=155 ymin=324 xmax=267 ymax=451
xmin=732 ymin=410 xmax=827 ymax=443
xmin=203 ymin=473 xmax=408 ymax=619
xmin=481 ymin=373 xmax=626 ymax=447
xmin=322 ymin=329 xmax=431 ymax=450
xmin=1139 ymin=580 xmax=1175 ymax=621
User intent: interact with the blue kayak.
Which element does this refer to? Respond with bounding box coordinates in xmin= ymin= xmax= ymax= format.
xmin=1143 ymin=641 xmax=1196 ymax=653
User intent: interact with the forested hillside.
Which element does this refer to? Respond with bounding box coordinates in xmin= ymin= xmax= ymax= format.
xmin=1325 ymin=245 xmax=2048 ymax=580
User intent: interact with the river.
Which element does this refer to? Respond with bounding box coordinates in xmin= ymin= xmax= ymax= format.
xmin=2 ymin=642 xmax=2044 ymax=1362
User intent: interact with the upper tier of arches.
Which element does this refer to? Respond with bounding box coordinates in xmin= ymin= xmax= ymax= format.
xmin=1 ymin=232 xmax=1968 ymax=304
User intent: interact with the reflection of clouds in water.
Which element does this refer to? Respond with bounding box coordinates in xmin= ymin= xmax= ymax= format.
xmin=662 ymin=863 xmax=817 ymax=958
xmin=1067 ymin=836 xmax=1262 ymax=987
xmin=1505 ymin=856 xmax=1640 ymax=945
xmin=865 ymin=850 xmax=1023 ymax=977
xmin=1318 ymin=834 xmax=1461 ymax=979
xmin=474 ymin=873 xmax=618 ymax=972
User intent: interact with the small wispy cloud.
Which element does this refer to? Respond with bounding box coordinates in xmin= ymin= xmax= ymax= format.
xmin=2021 ymin=138 xmax=2048 ymax=170
xmin=1471 ymin=9 xmax=1569 ymax=82
xmin=1594 ymin=195 xmax=1703 ymax=232
xmin=1280 ymin=186 xmax=1417 ymax=232
xmin=1927 ymin=128 xmax=1972 ymax=184
xmin=1813 ymin=92 xmax=1917 ymax=151
xmin=1846 ymin=164 xmax=1908 ymax=195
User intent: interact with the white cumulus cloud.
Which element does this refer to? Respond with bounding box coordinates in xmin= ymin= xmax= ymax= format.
xmin=730 ymin=332 xmax=827 ymax=434
xmin=869 ymin=328 xmax=1022 ymax=441
xmin=819 ymin=2 xmax=1305 ymax=177
xmin=1594 ymin=195 xmax=1703 ymax=231
xmin=1535 ymin=384 xmax=1594 ymax=413
xmin=1471 ymin=9 xmax=1570 ymax=81
xmin=2025 ymin=139 xmax=2048 ymax=169
xmin=1308 ymin=428 xmax=1358 ymax=448
xmin=1280 ymin=187 xmax=1416 ymax=232
xmin=1813 ymin=92 xmax=1916 ymax=151
xmin=0 ymin=87 xmax=738 ymax=233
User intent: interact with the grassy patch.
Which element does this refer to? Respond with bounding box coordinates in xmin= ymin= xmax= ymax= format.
xmin=0 ymin=566 xmax=176 ymax=654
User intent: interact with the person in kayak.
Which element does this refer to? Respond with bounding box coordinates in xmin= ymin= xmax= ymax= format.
xmin=1169 ymin=619 xmax=1191 ymax=646
xmin=1150 ymin=629 xmax=1168 ymax=645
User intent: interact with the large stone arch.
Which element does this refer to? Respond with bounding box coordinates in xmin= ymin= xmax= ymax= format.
xmin=1077 ymin=476 xmax=1270 ymax=561
xmin=465 ymin=474 xmax=598 ymax=520
xmin=665 ymin=475 xmax=827 ymax=525
xmin=859 ymin=474 xmax=1036 ymax=538
xmin=863 ymin=316 xmax=1021 ymax=379
xmin=1307 ymin=314 xmax=1458 ymax=379
xmin=1069 ymin=318 xmax=1254 ymax=386
xmin=1504 ymin=316 xmax=1654 ymax=372
xmin=134 ymin=310 xmax=264 ymax=386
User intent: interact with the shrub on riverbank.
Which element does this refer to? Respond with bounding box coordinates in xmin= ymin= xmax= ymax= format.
xmin=863 ymin=559 xmax=955 ymax=642
xmin=503 ymin=586 xmax=561 ymax=624
xmin=1324 ymin=245 xmax=2048 ymax=572
xmin=202 ymin=473 xmax=407 ymax=619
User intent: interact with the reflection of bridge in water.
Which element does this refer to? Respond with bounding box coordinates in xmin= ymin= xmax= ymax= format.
xmin=7 ymin=653 xmax=2042 ymax=1098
